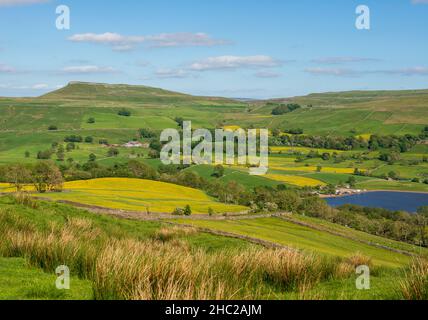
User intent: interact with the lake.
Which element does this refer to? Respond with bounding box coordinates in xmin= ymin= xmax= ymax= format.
xmin=325 ymin=191 xmax=428 ymax=213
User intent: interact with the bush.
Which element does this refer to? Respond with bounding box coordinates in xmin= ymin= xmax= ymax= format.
xmin=272 ymin=103 xmax=301 ymax=115
xmin=172 ymin=208 xmax=185 ymax=216
xmin=87 ymin=117 xmax=95 ymax=124
xmin=64 ymin=135 xmax=83 ymax=143
xmin=99 ymin=139 xmax=109 ymax=145
xmin=118 ymin=109 xmax=131 ymax=117
xmin=139 ymin=128 xmax=156 ymax=139
xmin=107 ymin=148 xmax=119 ymax=157
xmin=85 ymin=136 xmax=94 ymax=143
xmin=48 ymin=125 xmax=58 ymax=131
xmin=184 ymin=205 xmax=192 ymax=216
xmin=37 ymin=150 xmax=53 ymax=160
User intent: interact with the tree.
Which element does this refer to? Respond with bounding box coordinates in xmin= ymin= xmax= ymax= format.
xmin=24 ymin=151 xmax=30 ymax=158
xmin=184 ymin=205 xmax=192 ymax=216
xmin=118 ymin=108 xmax=131 ymax=117
xmin=347 ymin=176 xmax=357 ymax=188
xmin=66 ymin=142 xmax=75 ymax=152
xmin=85 ymin=136 xmax=94 ymax=143
xmin=56 ymin=145 xmax=65 ymax=161
xmin=322 ymin=153 xmax=331 ymax=161
xmin=99 ymin=139 xmax=109 ymax=145
xmin=174 ymin=117 xmax=184 ymax=128
xmin=139 ymin=128 xmax=156 ymax=139
xmin=276 ymin=190 xmax=301 ymax=212
xmin=64 ymin=135 xmax=83 ymax=143
xmin=5 ymin=164 xmax=31 ymax=192
xmin=388 ymin=171 xmax=399 ymax=180
xmin=107 ymin=148 xmax=119 ymax=157
xmin=48 ymin=125 xmax=58 ymax=131
xmin=87 ymin=117 xmax=95 ymax=124
xmin=416 ymin=207 xmax=428 ymax=247
xmin=212 ymin=165 xmax=225 ymax=178
xmin=208 ymin=207 xmax=215 ymax=216
xmin=32 ymin=162 xmax=64 ymax=193
xmin=127 ymin=160 xmax=158 ymax=180
xmin=37 ymin=150 xmax=53 ymax=160
xmin=89 ymin=153 xmax=97 ymax=162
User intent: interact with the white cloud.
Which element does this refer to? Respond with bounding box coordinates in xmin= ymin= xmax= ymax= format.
xmin=312 ymin=57 xmax=380 ymax=64
xmin=372 ymin=67 xmax=428 ymax=76
xmin=254 ymin=71 xmax=281 ymax=78
xmin=154 ymin=68 xmax=192 ymax=79
xmin=0 ymin=0 xmax=48 ymax=6
xmin=0 ymin=83 xmax=51 ymax=90
xmin=68 ymin=32 xmax=229 ymax=51
xmin=305 ymin=67 xmax=358 ymax=76
xmin=31 ymin=83 xmax=49 ymax=89
xmin=190 ymin=55 xmax=281 ymax=71
xmin=0 ymin=63 xmax=15 ymax=73
xmin=61 ymin=65 xmax=118 ymax=74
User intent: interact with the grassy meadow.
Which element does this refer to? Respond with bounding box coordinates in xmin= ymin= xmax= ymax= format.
xmin=0 ymin=196 xmax=425 ymax=300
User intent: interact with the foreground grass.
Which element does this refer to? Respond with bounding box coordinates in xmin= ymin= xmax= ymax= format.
xmin=173 ymin=218 xmax=411 ymax=268
xmin=0 ymin=197 xmax=341 ymax=299
xmin=0 ymin=257 xmax=92 ymax=300
xmin=0 ymin=196 xmax=426 ymax=300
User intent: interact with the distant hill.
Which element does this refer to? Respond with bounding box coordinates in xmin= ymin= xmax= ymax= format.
xmin=41 ymin=82 xmax=240 ymax=105
xmin=264 ymin=88 xmax=428 ymax=106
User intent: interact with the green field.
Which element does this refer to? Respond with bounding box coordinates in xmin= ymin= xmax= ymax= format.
xmin=0 ymin=197 xmax=420 ymax=300
xmin=1 ymin=82 xmax=427 ymax=191
xmin=174 ymin=217 xmax=411 ymax=268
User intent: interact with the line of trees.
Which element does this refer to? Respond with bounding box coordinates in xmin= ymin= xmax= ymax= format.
xmin=0 ymin=162 xmax=63 ymax=193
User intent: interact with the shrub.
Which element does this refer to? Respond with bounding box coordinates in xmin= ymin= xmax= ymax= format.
xmin=118 ymin=109 xmax=131 ymax=117
xmin=172 ymin=208 xmax=185 ymax=216
xmin=184 ymin=205 xmax=192 ymax=216
xmin=48 ymin=125 xmax=58 ymax=131
xmin=107 ymin=148 xmax=119 ymax=157
xmin=64 ymin=135 xmax=83 ymax=143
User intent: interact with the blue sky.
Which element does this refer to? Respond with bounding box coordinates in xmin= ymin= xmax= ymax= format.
xmin=0 ymin=0 xmax=427 ymax=98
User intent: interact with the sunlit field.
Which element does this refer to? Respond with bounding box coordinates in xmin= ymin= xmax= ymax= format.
xmin=41 ymin=178 xmax=248 ymax=214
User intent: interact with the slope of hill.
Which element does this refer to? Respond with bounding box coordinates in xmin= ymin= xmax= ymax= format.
xmin=41 ymin=81 xmax=241 ymax=105
xmin=246 ymin=89 xmax=428 ymax=136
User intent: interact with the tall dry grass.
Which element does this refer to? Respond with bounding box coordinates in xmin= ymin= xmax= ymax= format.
xmin=0 ymin=206 xmax=361 ymax=300
xmin=400 ymin=258 xmax=428 ymax=300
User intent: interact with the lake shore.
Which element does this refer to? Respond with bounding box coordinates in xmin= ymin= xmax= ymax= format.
xmin=320 ymin=189 xmax=428 ymax=199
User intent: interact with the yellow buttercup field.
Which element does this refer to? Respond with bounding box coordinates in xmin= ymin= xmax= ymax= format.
xmin=270 ymin=166 xmax=357 ymax=174
xmin=264 ymin=174 xmax=326 ymax=187
xmin=270 ymin=146 xmax=345 ymax=154
xmin=42 ymin=178 xmax=247 ymax=214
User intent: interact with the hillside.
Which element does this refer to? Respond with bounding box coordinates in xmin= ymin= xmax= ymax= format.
xmin=41 ymin=81 xmax=240 ymax=105
xmin=247 ymin=89 xmax=428 ymax=136
xmin=0 ymin=82 xmax=427 ymax=192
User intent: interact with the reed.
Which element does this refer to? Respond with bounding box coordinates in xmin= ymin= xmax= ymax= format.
xmin=400 ymin=258 xmax=428 ymax=300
